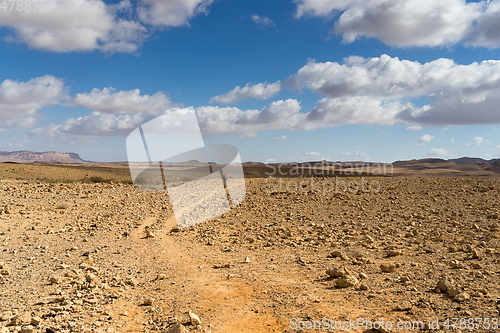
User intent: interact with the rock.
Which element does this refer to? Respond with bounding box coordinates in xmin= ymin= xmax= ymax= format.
xmin=472 ymin=263 xmax=483 ymax=269
xmin=30 ymin=317 xmax=41 ymax=326
xmin=145 ymin=230 xmax=155 ymax=238
xmin=0 ymin=269 xmax=10 ymax=276
xmin=359 ymin=283 xmax=369 ymax=290
xmin=85 ymin=273 xmax=100 ymax=284
xmin=124 ymin=277 xmax=138 ymax=287
xmin=20 ymin=326 xmax=34 ymax=333
xmin=165 ymin=323 xmax=189 ymax=333
xmin=142 ymin=298 xmax=154 ymax=306
xmin=447 ymin=288 xmax=461 ymax=297
xmin=336 ymin=275 xmax=358 ymax=288
xmin=0 ymin=311 xmax=12 ymax=321
xmin=330 ymin=250 xmax=348 ymax=260
xmin=400 ymin=275 xmax=410 ymax=282
xmin=326 ymin=267 xmax=350 ymax=278
xmin=156 ymin=274 xmax=166 ymax=281
xmin=380 ymin=263 xmax=396 ymax=273
xmin=387 ymin=249 xmax=402 ymax=257
xmin=455 ymin=293 xmax=470 ymax=302
xmin=56 ymin=202 xmax=70 ymax=209
xmin=359 ymin=272 xmax=368 ymax=279
xmin=49 ymin=276 xmax=63 ymax=285
xmin=244 ymin=256 xmax=250 ymax=263
xmin=471 ymin=249 xmax=481 ymax=259
xmin=188 ymin=310 xmax=201 ymax=326
xmin=395 ymin=301 xmax=413 ymax=311
xmin=9 ymin=312 xmax=31 ymax=326
xmin=449 ymin=260 xmax=463 ymax=269
xmin=436 ymin=277 xmax=454 ymax=293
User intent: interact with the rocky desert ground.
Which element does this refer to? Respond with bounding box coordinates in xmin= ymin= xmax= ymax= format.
xmin=0 ymin=162 xmax=499 ymax=332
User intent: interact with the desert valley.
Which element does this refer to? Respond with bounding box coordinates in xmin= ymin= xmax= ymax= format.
xmin=0 ymin=153 xmax=498 ymax=332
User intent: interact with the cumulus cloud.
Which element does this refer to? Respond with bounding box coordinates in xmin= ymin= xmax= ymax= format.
xmin=27 ymin=52 xmax=500 ymax=142
xmin=138 ymin=0 xmax=213 ymax=27
xmin=251 ymin=15 xmax=277 ymax=28
xmin=306 ymin=96 xmax=408 ymax=125
xmin=0 ymin=75 xmax=66 ymax=129
xmin=294 ymin=0 xmax=500 ymax=48
xmin=287 ymin=55 xmax=500 ymax=126
xmin=305 ymin=151 xmax=321 ymax=157
xmin=428 ymin=148 xmax=451 ymax=157
xmin=417 ymin=134 xmax=434 ymax=145
xmin=71 ymin=87 xmax=172 ymax=114
xmin=29 ymin=111 xmax=151 ymax=142
xmin=30 ymin=99 xmax=307 ymax=141
xmin=340 ymin=151 xmax=370 ymax=159
xmin=0 ymin=0 xmax=147 ymax=52
xmin=0 ymin=0 xmax=215 ymax=53
xmin=406 ymin=125 xmax=422 ymax=131
xmin=210 ymin=82 xmax=282 ymax=104
xmin=197 ymin=99 xmax=308 ymax=138
xmin=466 ymin=136 xmax=486 ymax=146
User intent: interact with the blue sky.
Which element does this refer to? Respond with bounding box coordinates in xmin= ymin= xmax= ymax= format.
xmin=1 ymin=0 xmax=500 ymax=162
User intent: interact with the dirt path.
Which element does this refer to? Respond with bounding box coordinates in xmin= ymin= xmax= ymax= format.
xmin=108 ymin=214 xmax=289 ymax=332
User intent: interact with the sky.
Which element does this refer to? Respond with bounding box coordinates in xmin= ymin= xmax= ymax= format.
xmin=1 ymin=0 xmax=500 ymax=163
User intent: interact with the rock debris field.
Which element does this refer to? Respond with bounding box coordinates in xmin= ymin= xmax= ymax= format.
xmin=0 ymin=163 xmax=499 ymax=332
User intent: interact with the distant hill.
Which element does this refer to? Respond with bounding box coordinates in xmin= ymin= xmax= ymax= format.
xmin=243 ymin=157 xmax=500 ymax=178
xmin=449 ymin=157 xmax=488 ymax=164
xmin=0 ymin=151 xmax=86 ymax=163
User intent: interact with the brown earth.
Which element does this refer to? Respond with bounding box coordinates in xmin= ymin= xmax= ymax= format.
xmin=0 ymin=163 xmax=499 ymax=333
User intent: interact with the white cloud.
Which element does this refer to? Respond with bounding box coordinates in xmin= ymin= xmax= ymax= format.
xmin=0 ymin=0 xmax=215 ymax=53
xmin=138 ymin=0 xmax=213 ymax=27
xmin=406 ymin=125 xmax=422 ymax=131
xmin=466 ymin=136 xmax=486 ymax=146
xmin=294 ymin=0 xmax=500 ymax=48
xmin=211 ymin=82 xmax=282 ymax=104
xmin=355 ymin=151 xmax=370 ymax=160
xmin=71 ymin=87 xmax=172 ymax=114
xmin=0 ymin=75 xmax=66 ymax=129
xmin=251 ymin=15 xmax=276 ymax=28
xmin=287 ymin=55 xmax=500 ymax=126
xmin=428 ymin=148 xmax=451 ymax=157
xmin=273 ymin=135 xmax=288 ymax=140
xmin=340 ymin=151 xmax=369 ymax=159
xmin=468 ymin=1 xmax=500 ymax=48
xmin=305 ymin=151 xmax=320 ymax=157
xmin=29 ymin=111 xmax=150 ymax=142
xmin=417 ymin=134 xmax=434 ymax=145
xmin=306 ymin=96 xmax=409 ymax=125
xmin=496 ymin=144 xmax=500 ymax=149
xmin=197 ymin=99 xmax=308 ymax=138
xmin=31 ymin=99 xmax=307 ymax=141
xmin=0 ymin=0 xmax=147 ymax=52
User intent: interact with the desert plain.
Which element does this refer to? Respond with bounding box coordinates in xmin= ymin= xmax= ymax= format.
xmin=0 ymin=161 xmax=499 ymax=332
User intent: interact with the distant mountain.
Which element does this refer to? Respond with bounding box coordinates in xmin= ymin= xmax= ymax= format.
xmin=449 ymin=157 xmax=488 ymax=164
xmin=0 ymin=151 xmax=86 ymax=163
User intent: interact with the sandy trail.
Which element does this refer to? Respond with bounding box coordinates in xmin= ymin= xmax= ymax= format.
xmin=109 ymin=214 xmax=289 ymax=332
